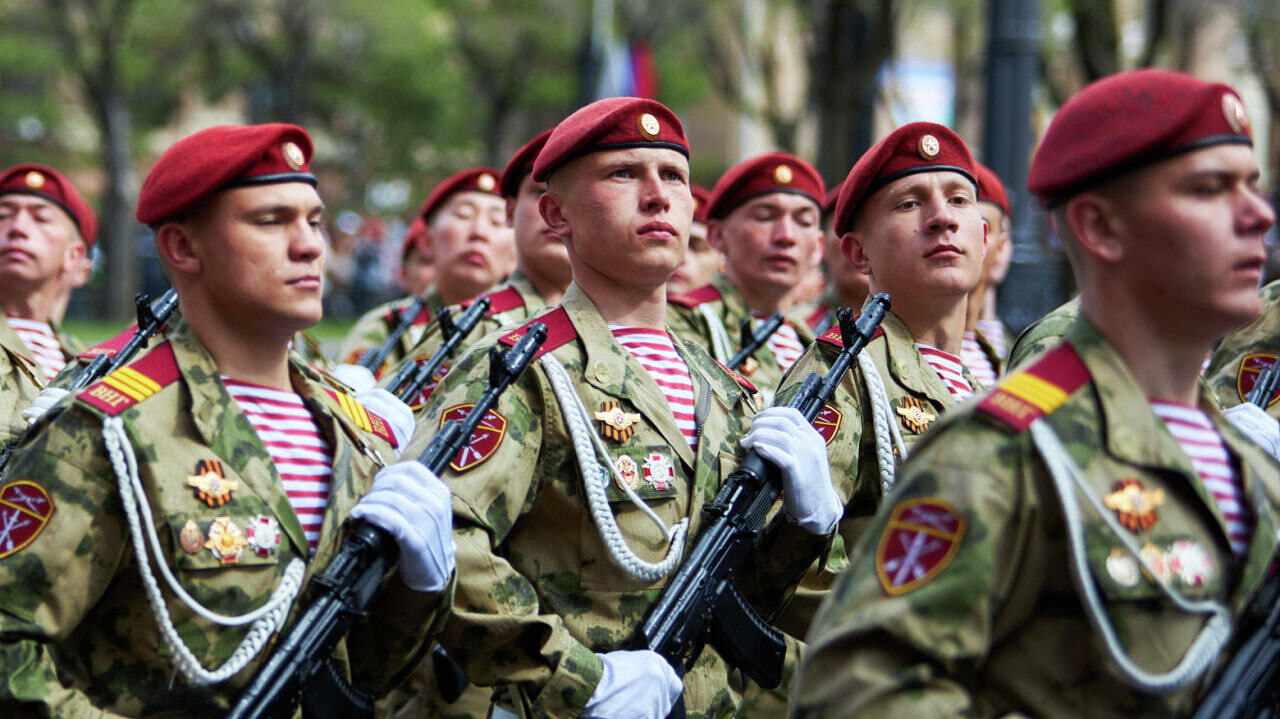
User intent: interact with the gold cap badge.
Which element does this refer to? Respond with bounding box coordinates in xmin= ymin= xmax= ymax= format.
xmin=638 ymin=113 xmax=661 ymax=141
xmin=477 ymin=173 xmax=497 ymax=192
xmin=23 ymin=171 xmax=44 ymax=190
xmin=282 ymin=141 xmax=305 ymax=171
xmin=1222 ymin=93 xmax=1250 ymax=136
xmin=918 ymin=134 xmax=941 ymax=160
xmin=773 ymin=164 xmax=794 ymax=185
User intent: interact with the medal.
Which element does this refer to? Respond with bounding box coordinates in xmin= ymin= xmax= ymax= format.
xmin=179 ymin=519 xmax=204 ymax=554
xmin=595 ymin=401 xmax=641 ymax=443
xmin=1104 ymin=479 xmax=1164 ymax=533
xmin=895 ymin=397 xmax=936 ymax=433
xmin=245 ymin=514 xmax=282 ymax=558
xmin=204 ymin=516 xmax=248 ymax=564
xmin=642 ymin=452 xmax=675 ymax=491
xmin=187 ymin=459 xmax=238 ymax=508
xmin=614 ymin=455 xmax=641 ymax=491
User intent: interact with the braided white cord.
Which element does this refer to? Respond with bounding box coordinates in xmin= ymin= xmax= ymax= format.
xmin=857 ymin=352 xmax=907 ymax=495
xmin=540 ymin=354 xmax=687 ymax=581
xmin=104 ymin=416 xmax=305 ymax=685
xmin=698 ymin=305 xmax=734 ymax=365
xmin=1029 ymin=419 xmax=1230 ymax=693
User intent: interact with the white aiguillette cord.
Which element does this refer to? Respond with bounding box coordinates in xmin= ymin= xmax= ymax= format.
xmin=857 ymin=352 xmax=907 ymax=494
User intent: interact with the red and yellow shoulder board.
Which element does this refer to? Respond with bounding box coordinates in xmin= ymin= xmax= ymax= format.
xmin=498 ymin=307 xmax=576 ymax=361
xmin=816 ymin=319 xmax=884 ymax=347
xmin=976 ymin=343 xmax=1090 ymax=432
xmin=465 ymin=286 xmax=526 ymax=317
xmin=714 ymin=359 xmax=757 ymax=394
xmin=78 ymin=342 xmax=181 ymax=416
xmin=668 ymin=284 xmax=723 ymax=309
xmin=323 ymin=388 xmax=398 ymax=448
xmin=382 ymin=302 xmax=433 ymax=327
xmin=77 ymin=324 xmax=140 ymax=360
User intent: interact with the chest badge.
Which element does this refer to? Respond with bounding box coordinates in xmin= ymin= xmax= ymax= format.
xmin=614 ymin=455 xmax=641 ymax=491
xmin=643 ymin=452 xmax=675 ymax=491
xmin=595 ymin=401 xmax=642 ymax=443
xmin=1104 ymin=478 xmax=1164 ymax=533
xmin=246 ymin=514 xmax=282 ymax=558
xmin=204 ymin=516 xmax=248 ymax=564
xmin=179 ymin=519 xmax=204 ymax=554
xmin=187 ymin=459 xmax=238 ymax=508
xmin=895 ymin=397 xmax=936 ymax=434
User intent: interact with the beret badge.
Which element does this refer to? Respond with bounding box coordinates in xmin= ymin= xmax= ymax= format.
xmin=23 ymin=171 xmax=44 ymax=190
xmin=477 ymin=173 xmax=497 ymax=192
xmin=1222 ymin=93 xmax=1250 ymax=136
xmin=282 ymin=142 xmax=306 ymax=171
xmin=918 ymin=134 xmax=941 ymax=160
xmin=637 ymin=112 xmax=661 ymax=141
xmin=773 ymin=164 xmax=794 ymax=185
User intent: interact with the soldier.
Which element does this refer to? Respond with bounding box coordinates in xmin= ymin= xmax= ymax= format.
xmin=668 ymin=153 xmax=825 ymax=395
xmin=0 ymin=123 xmax=456 ymax=716
xmin=1205 ymin=280 xmax=1280 ymax=455
xmin=336 ymin=167 xmax=514 ymax=373
xmin=803 ymin=182 xmax=870 ymax=335
xmin=793 ymin=69 xmax=1280 ymax=719
xmin=666 ymin=184 xmax=722 ymax=296
xmin=960 ymin=162 xmax=1012 ymax=388
xmin=1006 ymin=294 xmax=1081 ymax=368
xmin=406 ymin=97 xmax=839 ymax=719
xmin=399 ymin=216 xmax=435 ymax=297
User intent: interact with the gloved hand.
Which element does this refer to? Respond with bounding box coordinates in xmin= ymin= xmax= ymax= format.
xmin=582 ymin=650 xmax=683 ymax=719
xmin=356 ymin=387 xmax=415 ymax=455
xmin=741 ymin=406 xmax=842 ymax=534
xmin=350 ymin=462 xmax=455 ymax=593
xmin=1224 ymin=403 xmax=1280 ymax=459
xmin=21 ymin=386 xmax=69 ymax=426
xmin=331 ymin=363 xmax=377 ymax=392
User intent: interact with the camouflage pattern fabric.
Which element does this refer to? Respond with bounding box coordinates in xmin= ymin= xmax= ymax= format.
xmin=1205 ymin=279 xmax=1280 ymax=413
xmin=793 ymin=315 xmax=1280 ymax=719
xmin=0 ymin=320 xmax=451 ymax=717
xmin=0 ymin=319 xmax=45 ymax=447
xmin=336 ymin=288 xmax=445 ymax=374
xmin=1006 ymin=296 xmax=1081 ymax=370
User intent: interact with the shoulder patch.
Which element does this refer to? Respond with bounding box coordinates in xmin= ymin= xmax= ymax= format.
xmin=714 ymin=359 xmax=757 ymax=393
xmin=668 ymin=284 xmax=723 ymax=309
xmin=467 ymin=286 xmax=526 ymax=317
xmin=976 ymin=342 xmax=1090 ymax=432
xmin=77 ymin=323 xmax=139 ymax=360
xmin=498 ymin=307 xmax=576 ymax=360
xmin=0 ymin=480 xmax=55 ymax=559
xmin=1236 ymin=353 xmax=1280 ymax=407
xmin=440 ymin=403 xmax=507 ymax=472
xmin=816 ymin=318 xmax=885 ymax=347
xmin=323 ymin=388 xmax=398 ymax=448
xmin=78 ymin=342 xmax=180 ymax=416
xmin=876 ymin=497 xmax=966 ymax=595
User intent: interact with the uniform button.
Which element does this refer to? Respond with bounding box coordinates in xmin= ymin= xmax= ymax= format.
xmin=594 ymin=362 xmax=611 ymax=383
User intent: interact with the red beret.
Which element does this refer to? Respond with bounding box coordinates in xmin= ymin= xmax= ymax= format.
xmin=1028 ymin=69 xmax=1252 ymax=207
xmin=974 ymin=162 xmax=1011 ymax=217
xmin=0 ymin=163 xmax=98 ymax=246
xmin=706 ymin=152 xmax=824 ymax=220
xmin=420 ymin=167 xmax=502 ymax=222
xmin=834 ymin=122 xmax=976 ymax=236
xmin=532 ymin=97 xmax=689 ymax=182
xmin=400 ymin=216 xmax=429 ymax=262
xmin=691 ymin=185 xmax=711 ymax=223
xmin=137 ymin=124 xmax=315 ymax=225
xmin=499 ymin=129 xmax=553 ymax=199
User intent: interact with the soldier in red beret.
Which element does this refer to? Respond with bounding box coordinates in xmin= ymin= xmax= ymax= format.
xmin=666 ymin=184 xmax=723 ymax=295
xmin=403 ymin=97 xmax=840 ymax=719
xmin=668 ymin=152 xmax=825 ymax=397
xmin=959 ymin=161 xmax=1014 ymax=388
xmin=0 ymin=123 xmax=456 ymax=715
xmin=795 ymin=69 xmax=1280 ymax=719
xmin=398 ymin=216 xmax=436 ymax=297
xmin=802 ymin=181 xmax=871 ymax=336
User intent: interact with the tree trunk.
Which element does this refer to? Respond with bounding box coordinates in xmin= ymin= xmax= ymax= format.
xmin=98 ymin=92 xmax=139 ymax=320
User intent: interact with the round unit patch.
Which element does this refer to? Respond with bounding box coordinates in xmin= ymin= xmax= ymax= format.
xmin=0 ymin=480 xmax=55 ymax=559
xmin=875 ymin=497 xmax=965 ymax=596
xmin=441 ymin=404 xmax=508 ymax=472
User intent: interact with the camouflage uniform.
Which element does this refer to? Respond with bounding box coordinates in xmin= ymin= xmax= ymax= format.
xmin=336 ymin=288 xmax=445 ymax=373
xmin=0 ymin=320 xmax=451 ymax=717
xmin=407 ymin=283 xmax=824 ymax=719
xmin=1007 ymin=296 xmax=1081 ymax=370
xmin=793 ymin=315 xmax=1280 ymax=718
xmin=1205 ymin=279 xmax=1280 ymax=413
xmin=0 ymin=320 xmax=45 ymax=447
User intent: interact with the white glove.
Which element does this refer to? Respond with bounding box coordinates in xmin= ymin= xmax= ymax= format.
xmin=582 ymin=650 xmax=683 ymax=719
xmin=741 ymin=406 xmax=842 ymax=534
xmin=22 ymin=386 xmax=70 ymax=426
xmin=332 ymin=363 xmax=377 ymax=392
xmin=355 ymin=387 xmax=415 ymax=455
xmin=350 ymin=462 xmax=455 ymax=593
xmin=1224 ymin=403 xmax=1280 ymax=459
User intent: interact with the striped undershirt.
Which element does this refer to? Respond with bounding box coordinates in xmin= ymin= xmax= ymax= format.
xmin=7 ymin=317 xmax=65 ymax=381
xmin=960 ymin=331 xmax=998 ymax=390
xmin=224 ymin=378 xmax=333 ymax=553
xmin=1150 ymin=400 xmax=1253 ymax=555
xmin=916 ymin=344 xmax=974 ymax=401
xmin=975 ymin=318 xmax=1007 ymax=359
xmin=750 ymin=311 xmax=805 ymax=372
xmin=610 ymin=327 xmax=698 ymax=449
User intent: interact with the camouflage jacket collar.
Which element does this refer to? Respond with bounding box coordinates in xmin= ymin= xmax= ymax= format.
xmin=874 ymin=305 xmax=961 ymax=409
xmin=0 ymin=318 xmax=44 ymax=387
xmin=506 ymin=268 xmax=548 ymax=310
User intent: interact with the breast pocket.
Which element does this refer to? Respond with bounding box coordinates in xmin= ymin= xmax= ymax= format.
xmin=1086 ymin=532 xmax=1224 ymax=603
xmin=165 ymin=512 xmax=287 ymax=572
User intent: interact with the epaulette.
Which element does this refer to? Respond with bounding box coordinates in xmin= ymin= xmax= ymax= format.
xmin=668 ymin=284 xmax=723 ymax=309
xmin=77 ymin=323 xmax=139 ymax=360
xmin=323 ymin=388 xmax=399 ymax=448
xmin=498 ymin=307 xmax=576 ymax=361
xmin=976 ymin=342 xmax=1090 ymax=433
xmin=714 ymin=359 xmax=757 ymax=393
xmin=382 ymin=302 xmax=433 ymax=327
xmin=464 ymin=286 xmax=526 ymax=317
xmin=815 ymin=319 xmax=885 ymax=347
xmin=78 ymin=342 xmax=180 ymax=416
xmin=804 ymin=304 xmax=830 ymax=330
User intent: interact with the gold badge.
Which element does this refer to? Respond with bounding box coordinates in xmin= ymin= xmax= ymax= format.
xmin=615 ymin=455 xmax=641 ymax=490
xmin=637 ymin=112 xmax=661 ymax=140
xmin=595 ymin=401 xmax=641 ymax=442
xmin=282 ymin=141 xmax=305 ymax=171
xmin=186 ymin=459 xmax=238 ymax=508
xmin=1222 ymin=93 xmax=1250 ymax=136
xmin=204 ymin=516 xmax=248 ymax=564
xmin=895 ymin=397 xmax=936 ymax=434
xmin=477 ymin=173 xmax=497 ymax=192
xmin=773 ymin=164 xmax=793 ymax=185
xmin=918 ymin=134 xmax=941 ymax=160
xmin=179 ymin=519 xmax=204 ymax=554
xmin=23 ymin=171 xmax=44 ymax=189
xmin=1104 ymin=479 xmax=1164 ymax=533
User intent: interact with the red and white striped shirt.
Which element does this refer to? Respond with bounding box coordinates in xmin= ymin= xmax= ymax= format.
xmin=916 ymin=344 xmax=974 ymax=401
xmin=8 ymin=317 xmax=65 ymax=381
xmin=751 ymin=311 xmax=805 ymax=372
xmin=224 ymin=378 xmax=333 ymax=553
xmin=975 ymin=318 xmax=1007 ymax=359
xmin=611 ymin=327 xmax=698 ymax=449
xmin=1150 ymin=400 xmax=1253 ymax=555
xmin=960 ymin=332 xmax=998 ymax=390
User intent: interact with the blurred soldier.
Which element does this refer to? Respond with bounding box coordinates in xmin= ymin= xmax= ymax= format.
xmin=794 ymin=69 xmax=1280 ymax=719
xmin=803 ymin=182 xmax=870 ymax=335
xmin=1206 ymin=280 xmax=1280 ymax=454
xmin=666 ymin=184 xmax=722 ymax=295
xmin=973 ymin=165 xmax=1016 ymax=357
xmin=1007 ymin=294 xmax=1081 ymax=368
xmin=399 ymin=216 xmax=435 ymax=296
xmin=959 ymin=162 xmax=1012 ymax=389
xmin=0 ymin=124 xmax=455 ymax=715
xmin=669 ymin=153 xmax=825 ymax=395
xmin=408 ymin=97 xmax=839 ymax=719
xmin=337 ymin=168 xmax=514 ymax=373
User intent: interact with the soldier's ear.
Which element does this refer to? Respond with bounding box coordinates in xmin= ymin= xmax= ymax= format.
xmin=842 ymin=231 xmax=871 ymax=275
xmin=706 ymin=221 xmax=729 ymax=254
xmin=539 ymin=191 xmax=571 ymax=241
xmin=154 ymin=222 xmax=204 ymax=277
xmin=1064 ymin=193 xmax=1125 ymax=264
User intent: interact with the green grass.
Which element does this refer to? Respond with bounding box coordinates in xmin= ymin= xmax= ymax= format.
xmin=61 ymin=318 xmax=356 ymax=348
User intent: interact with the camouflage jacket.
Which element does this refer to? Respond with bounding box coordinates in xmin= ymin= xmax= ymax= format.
xmin=0 ymin=319 xmax=45 ymax=448
xmin=793 ymin=315 xmax=1280 ymax=719
xmin=406 ymin=283 xmax=824 ymax=719
xmin=337 ymin=288 xmax=445 ymax=375
xmin=1007 ymin=296 xmax=1081 ymax=370
xmin=1205 ymin=279 xmax=1280 ymax=413
xmin=0 ymin=321 xmax=451 ymax=717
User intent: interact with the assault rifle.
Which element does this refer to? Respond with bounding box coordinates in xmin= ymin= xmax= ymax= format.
xmin=385 ymin=297 xmax=491 ymax=403
xmin=358 ymin=295 xmax=430 ymax=372
xmin=727 ymin=312 xmax=784 ymax=372
xmin=227 ymin=322 xmax=549 ymax=719
xmin=638 ymin=294 xmax=890 ymax=715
